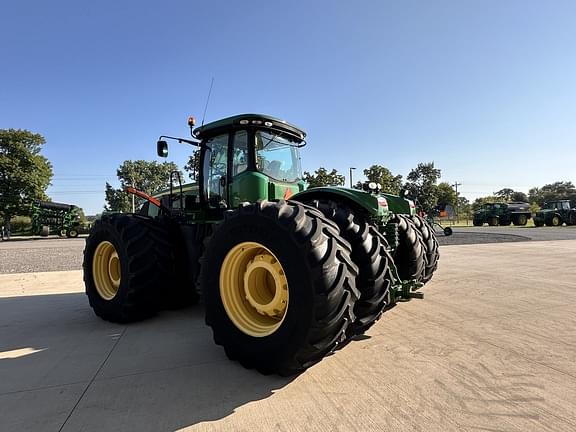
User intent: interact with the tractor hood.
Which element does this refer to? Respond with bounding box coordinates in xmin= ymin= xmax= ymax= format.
xmin=536 ymin=209 xmax=554 ymax=216
xmin=292 ymin=187 xmax=414 ymax=219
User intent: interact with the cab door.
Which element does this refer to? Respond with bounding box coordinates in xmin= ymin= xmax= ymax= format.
xmin=202 ymin=133 xmax=230 ymax=208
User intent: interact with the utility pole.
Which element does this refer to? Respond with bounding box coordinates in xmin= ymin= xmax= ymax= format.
xmin=452 ymin=181 xmax=462 ymax=222
xmin=349 ymin=167 xmax=356 ymax=188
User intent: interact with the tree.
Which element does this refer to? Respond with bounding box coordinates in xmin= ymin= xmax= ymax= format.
xmin=528 ymin=181 xmax=576 ymax=206
xmin=362 ymin=165 xmax=403 ymax=194
xmin=495 ymin=188 xmax=528 ymax=202
xmin=0 ymin=129 xmax=53 ymax=237
xmin=403 ymin=162 xmax=441 ymax=214
xmin=184 ymin=150 xmax=201 ymax=181
xmin=495 ymin=188 xmax=515 ymax=201
xmin=472 ymin=196 xmax=506 ymax=211
xmin=303 ymin=167 xmax=345 ymax=188
xmin=510 ymin=191 xmax=528 ymax=202
xmin=436 ymin=182 xmax=457 ymax=206
xmin=457 ymin=196 xmax=471 ymax=219
xmin=104 ymin=160 xmax=180 ymax=212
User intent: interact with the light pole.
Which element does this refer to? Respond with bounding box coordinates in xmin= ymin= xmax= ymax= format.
xmin=349 ymin=167 xmax=356 ymax=188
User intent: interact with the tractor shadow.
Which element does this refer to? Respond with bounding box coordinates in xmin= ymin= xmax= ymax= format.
xmin=0 ymin=292 xmax=295 ymax=431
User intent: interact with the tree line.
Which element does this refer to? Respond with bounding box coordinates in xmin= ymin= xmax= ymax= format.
xmin=2 ymin=129 xmax=575 ymax=232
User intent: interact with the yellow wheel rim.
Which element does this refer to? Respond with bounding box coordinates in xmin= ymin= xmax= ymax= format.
xmin=92 ymin=241 xmax=121 ymax=300
xmin=220 ymin=242 xmax=289 ymax=337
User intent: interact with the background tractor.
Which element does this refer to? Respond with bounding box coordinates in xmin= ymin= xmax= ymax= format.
xmin=534 ymin=200 xmax=576 ymax=226
xmin=83 ymin=114 xmax=439 ymax=375
xmin=473 ymin=202 xmax=532 ymax=226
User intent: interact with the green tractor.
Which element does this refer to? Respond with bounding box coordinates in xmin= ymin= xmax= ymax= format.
xmin=472 ymin=202 xmax=531 ymax=227
xmin=83 ymin=114 xmax=439 ymax=375
xmin=533 ymin=200 xmax=576 ymax=226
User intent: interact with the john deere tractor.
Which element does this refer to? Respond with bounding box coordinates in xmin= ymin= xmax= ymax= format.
xmin=533 ymin=200 xmax=576 ymax=226
xmin=83 ymin=114 xmax=439 ymax=375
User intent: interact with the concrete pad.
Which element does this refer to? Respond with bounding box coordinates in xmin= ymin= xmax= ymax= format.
xmin=0 ymin=270 xmax=84 ymax=297
xmin=0 ymin=290 xmax=123 ymax=393
xmin=96 ymin=309 xmax=224 ymax=379
xmin=1 ymin=241 xmax=576 ymax=431
xmin=0 ymin=383 xmax=86 ymax=431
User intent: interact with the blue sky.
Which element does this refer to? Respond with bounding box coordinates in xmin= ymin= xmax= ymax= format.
xmin=2 ymin=0 xmax=575 ymax=214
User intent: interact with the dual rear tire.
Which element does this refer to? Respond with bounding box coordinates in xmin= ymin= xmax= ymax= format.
xmin=83 ymin=214 xmax=174 ymax=322
xmin=200 ymin=201 xmax=359 ymax=375
xmin=83 ymin=214 xmax=198 ymax=323
xmin=304 ymin=200 xmax=395 ymax=335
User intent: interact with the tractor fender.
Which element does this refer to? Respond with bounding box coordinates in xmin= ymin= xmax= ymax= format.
xmin=291 ymin=187 xmax=384 ymax=218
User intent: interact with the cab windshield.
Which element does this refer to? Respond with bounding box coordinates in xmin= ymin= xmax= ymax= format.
xmin=255 ymin=130 xmax=302 ymax=182
xmin=543 ymin=202 xmax=558 ymax=210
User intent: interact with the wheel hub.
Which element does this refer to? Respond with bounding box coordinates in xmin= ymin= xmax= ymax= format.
xmin=92 ymin=241 xmax=121 ymax=300
xmin=243 ymin=254 xmax=288 ymax=318
xmin=220 ymin=242 xmax=289 ymax=337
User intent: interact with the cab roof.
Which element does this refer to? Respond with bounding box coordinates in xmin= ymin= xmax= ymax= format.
xmin=193 ymin=114 xmax=306 ymax=141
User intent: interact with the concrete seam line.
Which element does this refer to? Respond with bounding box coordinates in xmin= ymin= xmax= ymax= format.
xmin=57 ymin=327 xmax=127 ymax=432
xmin=0 ymin=380 xmax=89 ymax=397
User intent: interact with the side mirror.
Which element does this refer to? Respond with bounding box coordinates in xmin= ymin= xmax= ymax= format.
xmin=157 ymin=140 xmax=168 ymax=157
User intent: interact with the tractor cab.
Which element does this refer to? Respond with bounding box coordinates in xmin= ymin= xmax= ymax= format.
xmin=156 ymin=114 xmax=307 ymax=219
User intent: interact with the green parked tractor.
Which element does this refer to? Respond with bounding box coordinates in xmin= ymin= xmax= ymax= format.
xmin=533 ymin=200 xmax=576 ymax=226
xmin=83 ymin=114 xmax=439 ymax=375
xmin=473 ymin=202 xmax=532 ymax=227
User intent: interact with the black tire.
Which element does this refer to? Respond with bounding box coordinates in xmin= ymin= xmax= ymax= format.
xmin=392 ymin=214 xmax=426 ymax=283
xmin=487 ymin=217 xmax=498 ymax=226
xmin=304 ymin=200 xmax=395 ymax=335
xmin=513 ymin=215 xmax=528 ymax=226
xmin=199 ymin=200 xmax=359 ymax=375
xmin=412 ymin=215 xmax=439 ymax=284
xmin=534 ymin=220 xmax=544 ymax=227
xmin=443 ymin=226 xmax=453 ymax=236
xmin=83 ymin=214 xmax=173 ymax=323
xmin=67 ymin=229 xmax=79 ymax=238
xmin=549 ymin=215 xmax=562 ymax=227
xmin=473 ymin=220 xmax=483 ymax=227
xmin=40 ymin=226 xmax=49 ymax=237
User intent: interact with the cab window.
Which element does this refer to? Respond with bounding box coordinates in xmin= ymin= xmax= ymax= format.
xmin=232 ymin=130 xmax=248 ymax=176
xmin=203 ymin=133 xmax=229 ymax=207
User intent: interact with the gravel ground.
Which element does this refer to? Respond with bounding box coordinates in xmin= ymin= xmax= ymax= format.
xmin=1 ymin=226 xmax=575 ymax=274
xmin=0 ymin=237 xmax=85 ymax=274
xmin=436 ymin=225 xmax=576 ymax=245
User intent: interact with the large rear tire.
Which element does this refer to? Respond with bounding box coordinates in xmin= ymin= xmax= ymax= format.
xmin=304 ymin=200 xmax=395 ymax=335
xmin=199 ymin=200 xmax=359 ymax=375
xmin=392 ymin=214 xmax=426 ymax=283
xmin=412 ymin=215 xmax=439 ymax=284
xmin=487 ymin=217 xmax=498 ymax=226
xmin=83 ymin=214 xmax=173 ymax=323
